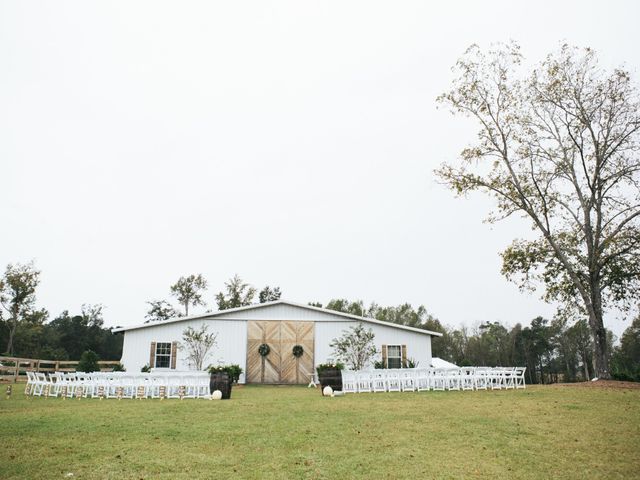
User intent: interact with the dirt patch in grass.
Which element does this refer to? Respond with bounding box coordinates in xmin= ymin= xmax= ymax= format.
xmin=551 ymin=379 xmax=640 ymax=390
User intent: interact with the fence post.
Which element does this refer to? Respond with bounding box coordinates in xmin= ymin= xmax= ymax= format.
xmin=13 ymin=360 xmax=19 ymax=383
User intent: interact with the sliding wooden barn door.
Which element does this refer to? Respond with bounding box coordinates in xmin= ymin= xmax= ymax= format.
xmin=280 ymin=321 xmax=314 ymax=384
xmin=246 ymin=320 xmax=314 ymax=384
xmin=247 ymin=321 xmax=281 ymax=383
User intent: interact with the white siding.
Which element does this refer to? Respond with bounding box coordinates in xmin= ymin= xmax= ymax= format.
xmin=315 ymin=321 xmax=432 ymax=368
xmin=120 ymin=303 xmax=435 ymax=382
xmin=120 ymin=319 xmax=247 ymax=382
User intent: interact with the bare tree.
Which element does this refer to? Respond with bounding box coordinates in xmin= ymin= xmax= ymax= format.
xmin=330 ymin=323 xmax=377 ymax=370
xmin=437 ymin=43 xmax=640 ymax=378
xmin=180 ymin=324 xmax=218 ymax=370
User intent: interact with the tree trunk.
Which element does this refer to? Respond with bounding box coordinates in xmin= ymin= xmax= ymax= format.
xmin=184 ymin=301 xmax=189 ymax=316
xmin=591 ymin=322 xmax=609 ymax=379
xmin=563 ymin=351 xmax=572 ymax=382
xmin=5 ymin=318 xmax=18 ymax=356
xmin=587 ymin=285 xmax=610 ymax=379
xmin=582 ymin=353 xmax=590 ymax=381
xmin=4 ymin=303 xmax=21 ymax=356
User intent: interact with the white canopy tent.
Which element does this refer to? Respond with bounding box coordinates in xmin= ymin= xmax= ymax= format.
xmin=430 ymin=357 xmax=459 ymax=369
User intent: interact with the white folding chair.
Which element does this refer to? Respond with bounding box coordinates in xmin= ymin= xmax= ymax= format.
xmin=89 ymin=373 xmax=107 ymax=398
xmin=386 ymin=370 xmax=401 ymax=392
xmin=416 ymin=368 xmax=431 ymax=392
xmin=503 ymin=368 xmax=516 ymax=390
xmin=167 ymin=375 xmax=183 ymax=399
xmin=474 ymin=367 xmax=489 ymax=390
xmin=54 ymin=372 xmax=70 ymax=397
xmin=183 ymin=374 xmax=199 ymax=399
xmin=75 ymin=373 xmax=90 ymax=397
xmin=34 ymin=372 xmax=49 ymax=396
xmin=123 ymin=375 xmax=137 ymax=398
xmin=25 ymin=371 xmax=36 ymax=395
xmin=194 ymin=373 xmax=209 ymax=398
xmin=65 ymin=372 xmax=78 ymax=398
xmin=356 ymin=372 xmax=372 ymax=393
xmin=515 ymin=367 xmax=527 ymax=389
xmin=432 ymin=369 xmax=446 ymax=391
xmin=371 ymin=371 xmax=387 ymax=393
xmin=460 ymin=367 xmax=475 ymax=391
xmin=489 ymin=368 xmax=503 ymax=390
xmin=106 ymin=374 xmax=120 ymax=398
xmin=149 ymin=374 xmax=166 ymax=398
xmin=445 ymin=368 xmax=460 ymax=391
xmin=341 ymin=370 xmax=357 ymax=394
xmin=400 ymin=369 xmax=415 ymax=392
xmin=46 ymin=372 xmax=59 ymax=397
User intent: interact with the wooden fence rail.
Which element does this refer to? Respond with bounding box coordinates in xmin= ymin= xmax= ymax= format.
xmin=0 ymin=356 xmax=121 ymax=383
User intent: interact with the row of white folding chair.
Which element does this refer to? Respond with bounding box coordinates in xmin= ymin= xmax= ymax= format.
xmin=342 ymin=369 xmax=416 ymax=394
xmin=342 ymin=367 xmax=526 ymax=393
xmin=25 ymin=371 xmax=210 ymax=399
xmin=476 ymin=367 xmax=523 ymax=390
xmin=25 ymin=371 xmax=48 ymax=396
xmin=88 ymin=373 xmax=209 ymax=399
xmin=25 ymin=371 xmax=77 ymax=397
xmin=423 ymin=367 xmax=524 ymax=391
xmin=419 ymin=367 xmax=524 ymax=391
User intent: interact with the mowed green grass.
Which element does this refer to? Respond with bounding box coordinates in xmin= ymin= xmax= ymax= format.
xmin=1 ymin=384 xmax=639 ymax=480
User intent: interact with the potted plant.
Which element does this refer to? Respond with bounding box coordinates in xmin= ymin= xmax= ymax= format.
xmin=208 ymin=365 xmax=241 ymax=399
xmin=208 ymin=364 xmax=243 ymax=384
xmin=316 ymin=362 xmax=344 ymax=393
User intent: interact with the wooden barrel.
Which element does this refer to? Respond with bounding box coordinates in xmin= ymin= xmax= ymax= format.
xmin=209 ymin=372 xmax=232 ymax=399
xmin=317 ymin=368 xmax=343 ymax=394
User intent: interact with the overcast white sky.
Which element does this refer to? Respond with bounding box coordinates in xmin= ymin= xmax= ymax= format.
xmin=1 ymin=1 xmax=638 ymax=335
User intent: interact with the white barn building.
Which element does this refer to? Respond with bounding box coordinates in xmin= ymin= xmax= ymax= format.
xmin=114 ymin=300 xmax=441 ymax=384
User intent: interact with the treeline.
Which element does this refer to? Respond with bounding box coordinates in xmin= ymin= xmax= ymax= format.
xmin=0 ymin=305 xmax=123 ymax=361
xmin=0 ymin=263 xmax=122 ymax=360
xmin=318 ymin=299 xmax=640 ymax=384
xmin=2 ymin=262 xmax=638 ymax=382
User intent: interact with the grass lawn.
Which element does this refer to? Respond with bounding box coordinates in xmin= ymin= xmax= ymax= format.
xmin=1 ymin=383 xmax=639 ymax=479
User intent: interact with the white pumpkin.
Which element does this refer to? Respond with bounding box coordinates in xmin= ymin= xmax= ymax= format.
xmin=322 ymin=386 xmax=333 ymax=397
xmin=210 ymin=390 xmax=223 ymax=400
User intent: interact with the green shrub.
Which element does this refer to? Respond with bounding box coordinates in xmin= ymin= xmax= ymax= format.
xmin=316 ymin=362 xmax=344 ymax=374
xmin=374 ymin=360 xmax=386 ymax=369
xmin=612 ymin=367 xmax=640 ymax=382
xmin=208 ymin=364 xmax=243 ymax=383
xmin=404 ymin=358 xmax=418 ymax=368
xmin=112 ymin=363 xmax=126 ymax=372
xmin=374 ymin=358 xmax=418 ymax=369
xmin=77 ymin=350 xmax=100 ymax=373
xmin=140 ymin=364 xmax=151 ymax=373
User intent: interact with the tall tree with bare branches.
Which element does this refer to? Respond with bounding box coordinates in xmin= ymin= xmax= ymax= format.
xmin=0 ymin=262 xmax=41 ymax=356
xmin=170 ymin=274 xmax=208 ymax=316
xmin=437 ymin=43 xmax=640 ymax=379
